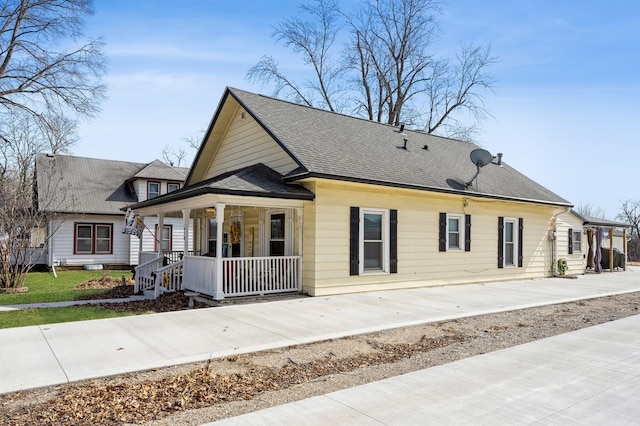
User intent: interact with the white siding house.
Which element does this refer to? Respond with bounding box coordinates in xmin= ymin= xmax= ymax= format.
xmin=35 ymin=154 xmax=193 ymax=268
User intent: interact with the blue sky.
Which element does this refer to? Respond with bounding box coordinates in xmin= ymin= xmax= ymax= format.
xmin=76 ymin=0 xmax=640 ymax=219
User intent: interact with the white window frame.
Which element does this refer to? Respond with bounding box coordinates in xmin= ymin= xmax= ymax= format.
xmin=503 ymin=217 xmax=518 ymax=267
xmin=572 ymin=230 xmax=582 ymax=253
xmin=446 ymin=214 xmax=464 ymax=251
xmin=167 ymin=182 xmax=180 ymax=193
xmin=148 ymin=181 xmax=160 ymax=199
xmin=359 ymin=208 xmax=389 ymax=274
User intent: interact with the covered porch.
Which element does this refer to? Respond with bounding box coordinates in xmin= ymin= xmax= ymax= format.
xmin=129 ymin=164 xmax=314 ymax=300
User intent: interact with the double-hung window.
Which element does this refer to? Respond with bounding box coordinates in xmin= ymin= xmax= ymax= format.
xmin=568 ymin=228 xmax=582 ymax=254
xmin=360 ymin=208 xmax=390 ymax=273
xmin=270 ymin=213 xmax=286 ymax=256
xmin=208 ymin=219 xmax=217 ymax=255
xmin=447 ymin=214 xmax=463 ymax=250
xmin=148 ymin=182 xmax=160 ymax=199
xmin=75 ymin=223 xmax=113 ymax=254
xmin=167 ymin=182 xmax=180 ymax=193
xmin=498 ymin=216 xmax=522 ymax=268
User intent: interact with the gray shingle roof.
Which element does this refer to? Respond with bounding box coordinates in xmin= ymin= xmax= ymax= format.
xmin=131 ymin=163 xmax=314 ymax=209
xmin=571 ymin=211 xmax=629 ymax=228
xmin=226 ymin=87 xmax=571 ymax=207
xmin=35 ymin=154 xmax=188 ymax=214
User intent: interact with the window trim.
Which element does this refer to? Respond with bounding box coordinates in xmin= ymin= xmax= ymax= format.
xmin=359 ymin=208 xmax=390 ymax=274
xmin=167 ymin=182 xmax=180 ymax=193
xmin=446 ymin=214 xmax=464 ymax=251
xmin=147 ymin=181 xmax=160 ymax=199
xmin=269 ymin=211 xmax=286 ymax=256
xmin=502 ymin=217 xmax=519 ymax=267
xmin=74 ymin=223 xmax=113 ymax=255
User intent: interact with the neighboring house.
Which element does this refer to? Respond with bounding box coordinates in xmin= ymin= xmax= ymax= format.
xmin=128 ymin=87 xmax=592 ymax=300
xmin=34 ymin=153 xmax=193 ymax=268
xmin=570 ymin=211 xmax=630 ymax=271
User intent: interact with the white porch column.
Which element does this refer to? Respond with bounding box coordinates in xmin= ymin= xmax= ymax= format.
xmin=214 ymin=203 xmax=226 ymax=299
xmin=296 ymin=208 xmax=303 ymax=291
xmin=138 ymin=215 xmax=144 ymax=257
xmin=157 ymin=213 xmax=164 ymax=256
xmin=182 ymin=208 xmax=191 ymax=256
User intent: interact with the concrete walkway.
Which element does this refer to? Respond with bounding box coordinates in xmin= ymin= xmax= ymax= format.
xmin=1 ymin=269 xmax=639 ymax=404
xmin=0 ymin=295 xmax=147 ymax=311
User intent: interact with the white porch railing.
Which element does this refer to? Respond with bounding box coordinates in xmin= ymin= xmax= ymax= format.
xmin=182 ymin=255 xmax=217 ymax=297
xmin=222 ymin=256 xmax=300 ymax=297
xmin=181 ymin=255 xmax=301 ymax=299
xmin=134 ymin=256 xmax=164 ymax=294
xmin=151 ymin=260 xmax=184 ymax=299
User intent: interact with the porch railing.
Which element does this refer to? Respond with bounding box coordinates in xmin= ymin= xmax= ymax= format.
xmin=162 ymin=250 xmax=201 ymax=264
xmin=139 ymin=251 xmax=160 ymax=266
xmin=223 ymin=256 xmax=300 ymax=297
xmin=151 ymin=260 xmax=184 ymax=299
xmin=182 ymin=255 xmax=217 ymax=296
xmin=134 ymin=256 xmax=164 ymax=294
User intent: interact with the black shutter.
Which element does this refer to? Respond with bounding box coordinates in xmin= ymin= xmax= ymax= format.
xmin=439 ymin=212 xmax=446 ymax=252
xmin=390 ymin=209 xmax=398 ymax=273
xmin=568 ymin=228 xmax=573 ymax=255
xmin=464 ymin=214 xmax=471 ymax=252
xmin=349 ymin=207 xmax=360 ymax=275
xmin=518 ymin=217 xmax=524 ymax=267
xmin=498 ymin=216 xmax=504 ymax=268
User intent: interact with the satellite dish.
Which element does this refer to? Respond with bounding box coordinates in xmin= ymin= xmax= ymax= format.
xmin=465 ymin=149 xmax=495 ymax=188
xmin=469 ymin=149 xmax=493 ymax=168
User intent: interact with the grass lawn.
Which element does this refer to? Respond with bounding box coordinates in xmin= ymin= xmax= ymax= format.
xmin=0 ymin=269 xmax=132 ymax=305
xmin=0 ymin=306 xmax=144 ymax=329
xmin=0 ymin=270 xmax=148 ymax=329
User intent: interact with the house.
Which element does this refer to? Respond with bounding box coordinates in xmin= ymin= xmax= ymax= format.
xmin=570 ymin=211 xmax=630 ymax=271
xmin=127 ymin=87 xmax=597 ymax=300
xmin=34 ymin=153 xmax=194 ymax=269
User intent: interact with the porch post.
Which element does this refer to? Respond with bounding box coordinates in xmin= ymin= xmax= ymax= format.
xmin=623 ymin=228 xmax=627 ymax=271
xmin=296 ymin=207 xmax=303 ymax=291
xmin=182 ymin=208 xmax=191 ymax=256
xmin=609 ymin=227 xmax=614 ymax=272
xmin=157 ymin=213 xmax=164 ymax=256
xmin=138 ymin=215 xmax=144 ymax=258
xmin=214 ymin=203 xmax=226 ymax=299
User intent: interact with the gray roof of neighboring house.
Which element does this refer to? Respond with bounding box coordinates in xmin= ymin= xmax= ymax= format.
xmin=211 ymin=87 xmax=571 ymax=207
xmin=35 ymin=153 xmax=188 ymax=215
xmin=571 ymin=211 xmax=629 ymax=228
xmin=130 ymin=163 xmax=315 ymax=209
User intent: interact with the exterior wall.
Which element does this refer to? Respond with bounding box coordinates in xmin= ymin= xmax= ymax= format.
xmin=49 ymin=215 xmax=132 ymax=267
xmin=204 ymin=107 xmax=298 ymax=180
xmin=132 ymin=179 xmax=182 ymax=202
xmin=301 ymin=179 xmax=561 ymax=297
xmin=48 ymin=214 xmax=193 ymax=267
xmin=137 ymin=216 xmax=194 ymax=262
xmin=555 ymin=213 xmax=585 ymax=275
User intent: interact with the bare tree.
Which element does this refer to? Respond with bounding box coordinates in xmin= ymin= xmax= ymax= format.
xmin=575 ymin=202 xmax=608 ymax=220
xmin=0 ymin=0 xmax=104 ymax=288
xmin=0 ymin=0 xmax=106 ymax=136
xmin=617 ymin=200 xmax=639 ymax=261
xmin=247 ymin=0 xmax=345 ymax=111
xmin=247 ymin=0 xmax=496 ymax=137
xmin=161 ymin=145 xmax=187 ymax=167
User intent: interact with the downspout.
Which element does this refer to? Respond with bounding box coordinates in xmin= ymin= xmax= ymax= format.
xmin=550 ymin=207 xmax=571 ymax=277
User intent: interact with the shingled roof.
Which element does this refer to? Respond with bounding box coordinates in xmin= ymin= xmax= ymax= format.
xmin=35 ymin=154 xmax=189 ymax=215
xmin=217 ymin=87 xmax=571 ymax=207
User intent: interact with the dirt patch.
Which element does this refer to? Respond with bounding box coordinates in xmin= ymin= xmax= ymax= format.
xmin=1 ymin=291 xmax=639 ymax=425
xmin=74 ymin=274 xmax=135 ymax=301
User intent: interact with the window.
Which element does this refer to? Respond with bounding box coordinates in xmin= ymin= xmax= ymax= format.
xmin=350 ymin=207 xmax=397 ymax=275
xmin=573 ymin=231 xmax=582 ymax=253
xmin=75 ymin=223 xmax=113 ymax=254
xmin=504 ymin=220 xmax=516 ymax=266
xmin=270 ymin=213 xmax=285 ymax=256
xmin=154 ymin=224 xmax=172 ymax=252
xmin=208 ymin=219 xmax=217 ymax=256
xmin=439 ymin=213 xmax=471 ymax=252
xmin=568 ymin=228 xmax=582 ymax=254
xmin=360 ymin=208 xmax=390 ymax=273
xmin=148 ymin=182 xmax=160 ymax=199
xmin=447 ymin=215 xmax=462 ymax=250
xmin=167 ymin=182 xmax=180 ymax=193
xmin=498 ymin=217 xmax=522 ymax=268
